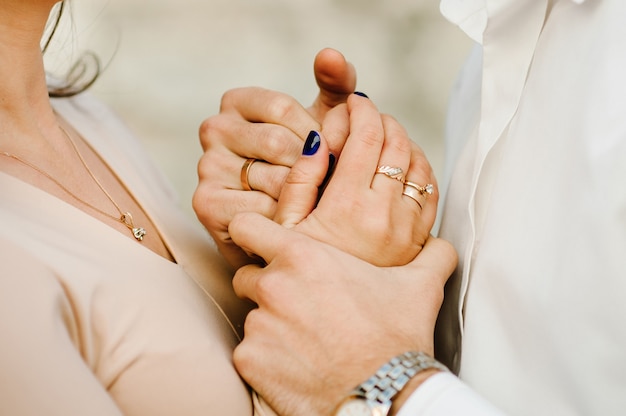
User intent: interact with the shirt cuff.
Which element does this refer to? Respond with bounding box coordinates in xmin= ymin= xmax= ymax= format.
xmin=396 ymin=372 xmax=506 ymax=416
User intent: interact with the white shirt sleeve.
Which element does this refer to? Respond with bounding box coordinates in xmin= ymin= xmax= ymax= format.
xmin=397 ymin=372 xmax=507 ymax=416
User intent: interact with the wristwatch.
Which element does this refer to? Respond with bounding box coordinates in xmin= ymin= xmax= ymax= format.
xmin=334 ymin=351 xmax=448 ymax=416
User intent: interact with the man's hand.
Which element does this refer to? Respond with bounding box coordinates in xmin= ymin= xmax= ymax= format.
xmin=230 ymin=212 xmax=457 ymax=416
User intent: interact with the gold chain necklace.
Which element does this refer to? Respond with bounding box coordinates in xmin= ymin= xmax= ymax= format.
xmin=1 ymin=126 xmax=146 ymax=241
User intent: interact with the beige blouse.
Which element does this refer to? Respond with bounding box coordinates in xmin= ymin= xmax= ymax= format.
xmin=0 ymin=93 xmax=273 ymax=415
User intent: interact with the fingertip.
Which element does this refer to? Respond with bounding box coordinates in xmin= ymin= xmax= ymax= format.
xmin=228 ymin=211 xmax=255 ymax=239
xmin=230 ymin=212 xmax=287 ymax=263
xmin=314 ymin=48 xmax=347 ymax=71
xmin=423 ymin=236 xmax=459 ymax=272
xmin=314 ymin=48 xmax=356 ymax=95
xmin=303 ymin=130 xmax=322 ymax=156
xmin=232 ymin=264 xmax=265 ymax=305
xmin=347 ymin=92 xmax=378 ymax=112
xmin=229 ymin=211 xmax=270 ymax=244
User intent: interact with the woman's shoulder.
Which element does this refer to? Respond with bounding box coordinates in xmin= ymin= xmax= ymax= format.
xmin=0 ymin=237 xmax=79 ymax=342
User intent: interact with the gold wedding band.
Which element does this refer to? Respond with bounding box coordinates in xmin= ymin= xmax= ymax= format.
xmin=375 ymin=165 xmax=404 ymax=182
xmin=402 ymin=184 xmax=425 ymax=209
xmin=402 ymin=182 xmax=434 ymax=209
xmin=240 ymin=158 xmax=257 ymax=191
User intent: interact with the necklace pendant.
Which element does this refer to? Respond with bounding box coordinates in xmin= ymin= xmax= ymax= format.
xmin=3 ymin=127 xmax=149 ymax=244
xmin=121 ymin=212 xmax=146 ymax=242
xmin=133 ymin=227 xmax=146 ymax=241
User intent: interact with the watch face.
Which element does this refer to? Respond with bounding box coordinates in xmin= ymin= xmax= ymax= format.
xmin=336 ymin=399 xmax=375 ymax=416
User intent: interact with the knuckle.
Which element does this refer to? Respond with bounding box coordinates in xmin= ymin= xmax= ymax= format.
xmin=195 ymin=155 xmax=207 ymax=179
xmin=195 ymin=151 xmax=216 ymax=178
xmin=198 ymin=116 xmax=225 ymax=149
xmin=250 ymin=126 xmax=301 ymax=165
xmin=198 ymin=117 xmax=212 ymax=138
xmin=409 ymin=140 xmax=427 ymax=157
xmin=260 ymin=130 xmax=293 ymax=161
xmin=356 ymin=125 xmax=383 ymax=148
xmin=269 ymin=165 xmax=289 ymax=189
xmin=391 ymin=134 xmax=412 ymax=154
xmin=409 ymin=143 xmax=433 ymax=173
xmin=257 ymin=165 xmax=288 ymax=199
xmin=411 ymin=159 xmax=433 ymax=181
xmin=191 ymin=189 xmax=207 ymax=220
xmin=233 ymin=335 xmax=258 ymax=377
xmin=229 ymin=210 xmax=252 ymax=230
xmin=272 ymin=237 xmax=310 ymax=267
xmin=254 ymin=274 xmax=281 ymax=306
xmin=194 ymin=153 xmax=227 ymax=189
xmin=219 ymin=87 xmax=245 ymax=111
xmin=192 ymin=193 xmax=223 ymax=230
xmin=242 ymin=308 xmax=263 ymax=334
xmin=381 ymin=113 xmax=399 ymax=124
xmin=191 ymin=183 xmax=211 ymax=212
xmin=266 ymin=94 xmax=298 ymax=121
xmin=382 ymin=113 xmax=409 ymax=137
xmin=284 ymin=163 xmax=312 ymax=186
xmin=232 ymin=344 xmax=249 ymax=374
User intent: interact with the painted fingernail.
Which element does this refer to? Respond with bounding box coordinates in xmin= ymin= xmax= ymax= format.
xmin=353 ymin=91 xmax=369 ymax=98
xmin=322 ymin=153 xmax=336 ymax=185
xmin=317 ymin=153 xmax=336 ymax=204
xmin=303 ymin=130 xmax=321 ymax=156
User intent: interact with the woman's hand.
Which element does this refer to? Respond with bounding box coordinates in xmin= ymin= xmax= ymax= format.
xmin=193 ymin=48 xmax=356 ymax=269
xmin=275 ymin=93 xmax=438 ymax=266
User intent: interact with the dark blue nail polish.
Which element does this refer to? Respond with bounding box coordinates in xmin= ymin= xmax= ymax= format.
xmin=322 ymin=153 xmax=336 ymax=185
xmin=353 ymin=91 xmax=369 ymax=98
xmin=303 ymin=131 xmax=321 ymax=156
xmin=317 ymin=153 xmax=336 ymax=205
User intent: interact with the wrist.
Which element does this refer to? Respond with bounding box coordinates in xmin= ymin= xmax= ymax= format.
xmin=389 ymin=368 xmax=440 ymax=415
xmin=334 ymin=351 xmax=448 ymax=416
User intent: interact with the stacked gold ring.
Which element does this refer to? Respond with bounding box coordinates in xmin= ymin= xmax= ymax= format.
xmin=402 ymin=181 xmax=433 ymax=209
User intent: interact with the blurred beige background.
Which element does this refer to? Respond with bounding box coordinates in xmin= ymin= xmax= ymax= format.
xmin=53 ymin=0 xmax=471 ymax=219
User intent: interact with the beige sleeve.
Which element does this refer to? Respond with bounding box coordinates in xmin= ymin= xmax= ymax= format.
xmin=0 ymin=240 xmax=123 ymax=416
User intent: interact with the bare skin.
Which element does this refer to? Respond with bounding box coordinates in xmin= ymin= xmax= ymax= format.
xmin=193 ymin=47 xmax=454 ymax=415
xmin=194 ymin=48 xmax=437 ymax=269
xmin=0 ymin=1 xmax=172 ymax=261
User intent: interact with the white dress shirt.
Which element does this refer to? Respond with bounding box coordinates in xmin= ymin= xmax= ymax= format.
xmin=399 ymin=0 xmax=626 ymax=414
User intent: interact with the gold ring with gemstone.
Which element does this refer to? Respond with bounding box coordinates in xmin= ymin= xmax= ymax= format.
xmin=375 ymin=165 xmax=404 ymax=182
xmin=404 ymin=181 xmax=434 ymax=197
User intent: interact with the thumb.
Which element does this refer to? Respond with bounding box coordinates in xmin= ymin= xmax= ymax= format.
xmin=274 ymin=131 xmax=333 ymax=228
xmin=308 ymin=48 xmax=357 ymax=121
xmin=404 ymin=237 xmax=458 ymax=287
xmin=229 ymin=212 xmax=291 ymax=265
